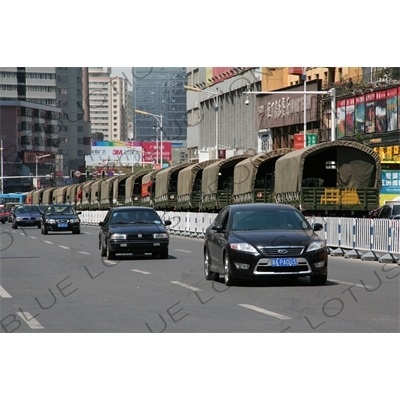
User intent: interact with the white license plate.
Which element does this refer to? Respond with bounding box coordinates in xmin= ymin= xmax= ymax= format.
xmin=271 ymin=258 xmax=297 ymax=267
xmin=58 ymin=223 xmax=68 ymax=228
xmin=153 ymin=243 xmax=160 ymax=246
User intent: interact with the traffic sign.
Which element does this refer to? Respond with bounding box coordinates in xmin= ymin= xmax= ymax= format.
xmin=74 ymin=171 xmax=82 ymax=178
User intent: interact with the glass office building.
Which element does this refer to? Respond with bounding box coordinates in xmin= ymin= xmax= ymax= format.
xmin=132 ymin=68 xmax=187 ymax=142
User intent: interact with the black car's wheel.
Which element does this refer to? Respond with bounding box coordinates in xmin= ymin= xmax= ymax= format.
xmin=37 ymin=224 xmax=41 ymax=229
xmin=204 ymin=249 xmax=218 ymax=281
xmin=72 ymin=229 xmax=80 ymax=234
xmin=107 ymin=242 xmax=116 ymax=260
xmin=310 ymin=274 xmax=327 ymax=286
xmin=160 ymin=247 xmax=168 ymax=259
xmin=100 ymin=241 xmax=107 ymax=257
xmin=224 ymin=255 xmax=237 ymax=286
xmin=12 ymin=222 xmax=18 ymax=229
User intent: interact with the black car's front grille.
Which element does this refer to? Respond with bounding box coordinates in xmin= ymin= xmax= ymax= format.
xmin=254 ymin=258 xmax=311 ymax=275
xmin=126 ymin=233 xmax=153 ymax=240
xmin=256 ymin=265 xmax=310 ymax=273
xmin=259 ymin=246 xmax=305 ymax=257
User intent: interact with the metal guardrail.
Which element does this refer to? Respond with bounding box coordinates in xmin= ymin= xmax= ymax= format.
xmin=80 ymin=211 xmax=400 ymax=265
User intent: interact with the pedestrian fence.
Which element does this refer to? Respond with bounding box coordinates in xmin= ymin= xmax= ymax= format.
xmin=80 ymin=211 xmax=400 ymax=265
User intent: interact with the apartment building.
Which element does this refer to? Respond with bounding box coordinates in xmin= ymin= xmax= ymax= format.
xmin=88 ymin=68 xmax=128 ymax=142
xmin=0 ymin=67 xmax=91 ymax=191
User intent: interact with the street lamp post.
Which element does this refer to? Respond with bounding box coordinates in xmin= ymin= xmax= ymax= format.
xmin=35 ymin=154 xmax=51 ymax=189
xmin=134 ymin=110 xmax=163 ymax=168
xmin=0 ymin=134 xmax=6 ymax=195
xmin=184 ymin=85 xmax=219 ymax=155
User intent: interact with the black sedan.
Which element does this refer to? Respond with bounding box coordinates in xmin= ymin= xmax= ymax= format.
xmin=99 ymin=206 xmax=171 ymax=260
xmin=11 ymin=205 xmax=42 ymax=229
xmin=204 ymin=204 xmax=328 ymax=286
xmin=41 ymin=204 xmax=82 ymax=234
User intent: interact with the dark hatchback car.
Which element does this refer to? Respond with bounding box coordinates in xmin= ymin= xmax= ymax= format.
xmin=204 ymin=204 xmax=328 ymax=286
xmin=41 ymin=204 xmax=82 ymax=234
xmin=99 ymin=206 xmax=171 ymax=260
xmin=11 ymin=205 xmax=42 ymax=229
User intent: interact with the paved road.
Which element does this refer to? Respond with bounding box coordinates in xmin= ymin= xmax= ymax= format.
xmin=1 ymin=223 xmax=399 ymax=333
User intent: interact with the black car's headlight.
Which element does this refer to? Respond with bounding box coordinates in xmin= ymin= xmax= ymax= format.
xmin=110 ymin=233 xmax=127 ymax=240
xmin=47 ymin=219 xmax=57 ymax=224
xmin=153 ymin=233 xmax=168 ymax=239
xmin=35 ymin=217 xmax=41 ymax=221
xmin=230 ymin=242 xmax=258 ymax=254
xmin=307 ymin=240 xmax=326 ymax=252
xmin=69 ymin=218 xmax=80 ymax=223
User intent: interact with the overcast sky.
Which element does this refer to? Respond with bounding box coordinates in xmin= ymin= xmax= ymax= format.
xmin=112 ymin=67 xmax=134 ymax=79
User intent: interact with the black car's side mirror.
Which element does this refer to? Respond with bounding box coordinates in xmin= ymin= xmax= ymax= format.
xmin=164 ymin=220 xmax=172 ymax=226
xmin=77 ymin=211 xmax=82 ymax=215
xmin=212 ymin=224 xmax=224 ymax=232
xmin=313 ymin=223 xmax=323 ymax=232
xmin=99 ymin=221 xmax=105 ymax=227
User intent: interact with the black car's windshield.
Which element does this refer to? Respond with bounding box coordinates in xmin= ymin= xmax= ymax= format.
xmin=46 ymin=206 xmax=76 ymax=215
xmin=15 ymin=206 xmax=40 ymax=214
xmin=232 ymin=210 xmax=311 ymax=231
xmin=110 ymin=210 xmax=162 ymax=225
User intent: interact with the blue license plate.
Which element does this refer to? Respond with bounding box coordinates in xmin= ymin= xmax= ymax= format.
xmin=58 ymin=223 xmax=68 ymax=228
xmin=271 ymin=258 xmax=297 ymax=267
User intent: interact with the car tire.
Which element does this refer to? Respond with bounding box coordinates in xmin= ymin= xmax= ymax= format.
xmin=224 ymin=255 xmax=237 ymax=286
xmin=204 ymin=249 xmax=218 ymax=281
xmin=12 ymin=222 xmax=18 ymax=229
xmin=160 ymin=247 xmax=168 ymax=259
xmin=107 ymin=243 xmax=116 ymax=260
xmin=310 ymin=274 xmax=327 ymax=286
xmin=73 ymin=229 xmax=80 ymax=234
xmin=100 ymin=241 xmax=107 ymax=257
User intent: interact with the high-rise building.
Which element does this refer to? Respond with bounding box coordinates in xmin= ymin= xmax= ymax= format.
xmin=132 ymin=68 xmax=187 ymax=143
xmin=88 ymin=68 xmax=128 ymax=142
xmin=0 ymin=67 xmax=91 ymax=190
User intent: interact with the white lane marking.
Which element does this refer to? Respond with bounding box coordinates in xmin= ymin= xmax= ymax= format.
xmin=103 ymin=260 xmax=117 ymax=265
xmin=0 ymin=285 xmax=12 ymax=298
xmin=44 ymin=241 xmax=53 ymax=244
xmin=238 ymin=304 xmax=292 ymax=320
xmin=59 ymin=246 xmax=69 ymax=250
xmin=17 ymin=312 xmax=44 ymax=329
xmin=171 ymin=281 xmax=202 ymax=292
xmin=174 ymin=249 xmax=192 ymax=253
xmin=78 ymin=251 xmax=90 ymax=255
xmin=329 ymin=279 xmax=373 ymax=290
xmin=131 ymin=269 xmax=151 ymax=275
xmin=30 ymin=236 xmax=38 ymax=239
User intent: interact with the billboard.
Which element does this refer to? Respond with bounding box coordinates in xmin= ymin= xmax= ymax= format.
xmin=141 ymin=142 xmax=172 ymax=164
xmin=85 ymin=143 xmax=143 ymax=167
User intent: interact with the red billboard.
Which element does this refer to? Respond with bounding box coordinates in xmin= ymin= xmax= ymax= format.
xmin=141 ymin=142 xmax=172 ymax=164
